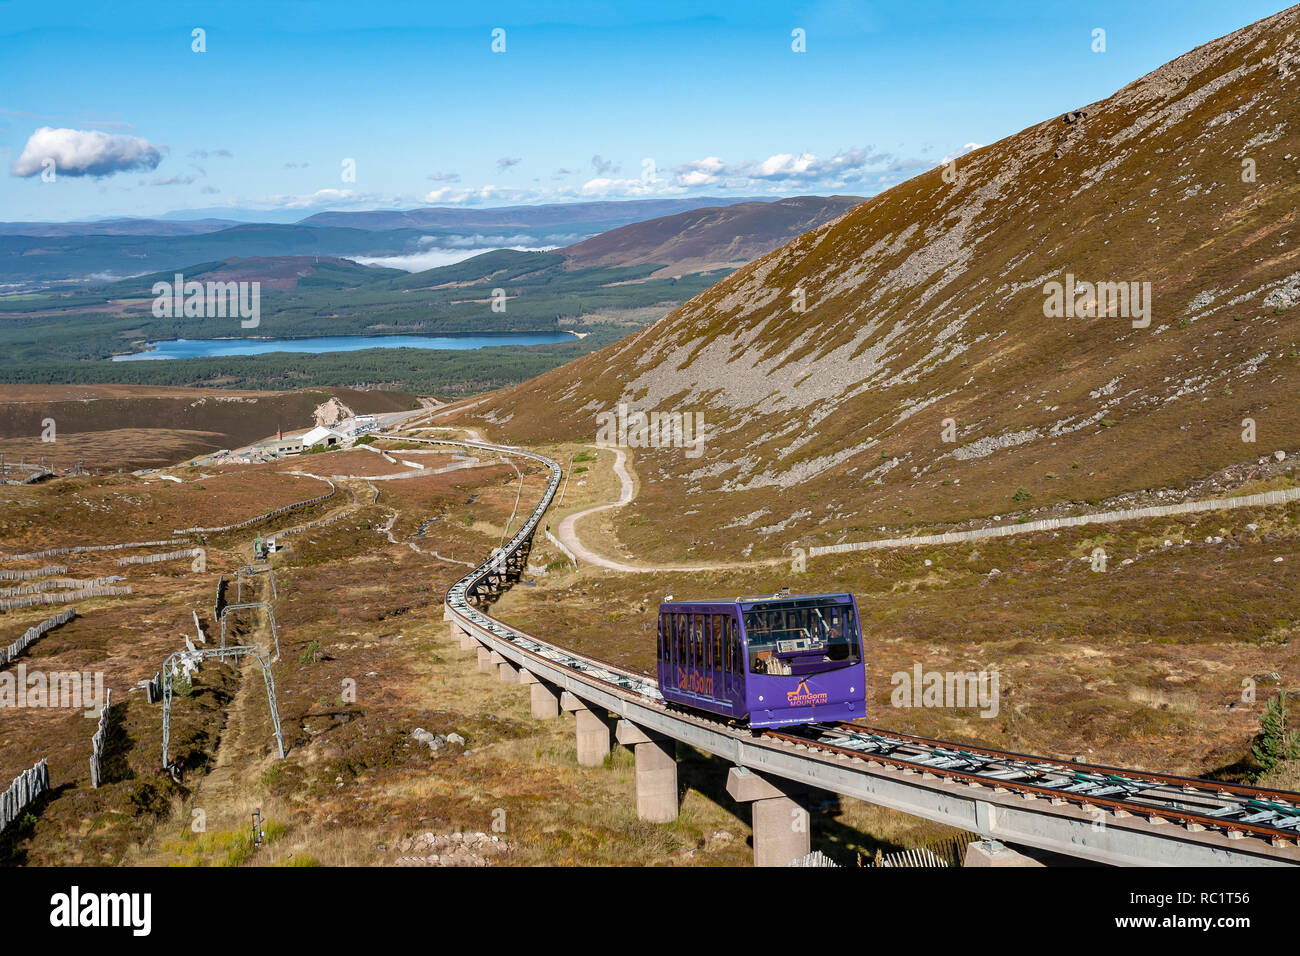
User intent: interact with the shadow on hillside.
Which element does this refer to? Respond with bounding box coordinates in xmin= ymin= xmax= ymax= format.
xmin=0 ymin=783 xmax=71 ymax=867
xmin=100 ymin=698 xmax=135 ymax=786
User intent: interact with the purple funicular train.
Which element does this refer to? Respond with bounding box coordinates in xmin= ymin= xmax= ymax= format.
xmin=657 ymin=591 xmax=866 ymax=729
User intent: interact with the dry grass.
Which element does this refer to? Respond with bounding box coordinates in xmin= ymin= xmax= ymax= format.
xmin=8 ymin=446 xmax=964 ymax=866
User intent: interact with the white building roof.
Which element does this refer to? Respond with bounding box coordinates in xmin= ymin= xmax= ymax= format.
xmin=300 ymin=426 xmax=345 ymax=446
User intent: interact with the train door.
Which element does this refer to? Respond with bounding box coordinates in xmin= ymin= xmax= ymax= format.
xmin=673 ymin=612 xmax=686 ymax=691
xmin=697 ymin=613 xmax=708 ymax=696
xmin=660 ymin=613 xmax=670 ymax=686
xmin=700 ymin=613 xmax=711 ymax=698
xmin=690 ymin=612 xmax=703 ymax=695
xmin=710 ymin=613 xmax=724 ymax=702
xmin=725 ymin=613 xmax=741 ymax=707
xmin=717 ymin=613 xmax=728 ymax=702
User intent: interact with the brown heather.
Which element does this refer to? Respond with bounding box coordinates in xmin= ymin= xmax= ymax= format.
xmin=453 ymin=6 xmax=1300 ymax=564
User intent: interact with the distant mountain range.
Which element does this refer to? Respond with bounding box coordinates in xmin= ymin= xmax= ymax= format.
xmin=0 ymin=197 xmax=778 ymax=238
xmin=297 ymin=197 xmax=770 ymax=231
xmin=0 ymin=197 xmax=771 ymax=240
xmin=0 ymin=196 xmax=852 ymax=284
xmin=0 ymin=218 xmax=247 ymax=238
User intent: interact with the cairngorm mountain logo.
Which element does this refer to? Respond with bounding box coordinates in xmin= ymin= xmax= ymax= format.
xmin=595 ymin=402 xmax=709 ymax=458
xmin=152 ymin=272 xmax=261 ymax=328
xmin=677 ymin=667 xmax=714 ymax=696
xmin=786 ymin=680 xmax=828 ymax=707
xmin=1042 ymin=273 xmax=1151 ymax=328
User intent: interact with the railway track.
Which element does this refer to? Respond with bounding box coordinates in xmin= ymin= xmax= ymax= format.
xmin=778 ymin=723 xmax=1300 ymax=847
xmin=384 ymin=428 xmax=1300 ymax=864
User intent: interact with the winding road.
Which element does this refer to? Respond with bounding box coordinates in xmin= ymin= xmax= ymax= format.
xmin=554 ymin=446 xmax=783 ymax=574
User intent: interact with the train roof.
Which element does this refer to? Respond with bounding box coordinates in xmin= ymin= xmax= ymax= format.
xmin=660 ymin=592 xmax=854 ymax=609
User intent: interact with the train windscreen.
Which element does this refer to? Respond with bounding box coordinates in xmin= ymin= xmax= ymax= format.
xmin=743 ymin=600 xmax=861 ymax=674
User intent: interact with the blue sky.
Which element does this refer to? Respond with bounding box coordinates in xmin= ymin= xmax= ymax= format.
xmin=0 ymin=0 xmax=1289 ymax=221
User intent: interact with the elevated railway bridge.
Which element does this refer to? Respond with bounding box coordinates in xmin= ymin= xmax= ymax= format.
xmin=387 ymin=432 xmax=1300 ymax=867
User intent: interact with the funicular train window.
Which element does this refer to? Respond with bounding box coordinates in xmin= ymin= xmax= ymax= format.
xmin=816 ymin=603 xmax=861 ymax=663
xmin=711 ymin=614 xmax=723 ymax=671
xmin=743 ymin=600 xmax=862 ymax=674
xmin=692 ymin=613 xmax=703 ymax=671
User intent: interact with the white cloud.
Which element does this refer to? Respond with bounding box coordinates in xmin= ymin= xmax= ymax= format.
xmin=674 ymin=156 xmax=726 ymax=187
xmin=422 ymin=185 xmax=531 ymax=204
xmin=278 ymin=188 xmax=362 ymax=208
xmin=10 ymin=126 xmax=162 ymax=178
xmin=727 ymin=147 xmax=880 ymax=184
xmin=579 ymin=175 xmax=675 ymax=197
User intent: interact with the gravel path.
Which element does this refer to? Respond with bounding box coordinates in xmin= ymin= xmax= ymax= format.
xmin=555 ymin=446 xmax=783 ymax=573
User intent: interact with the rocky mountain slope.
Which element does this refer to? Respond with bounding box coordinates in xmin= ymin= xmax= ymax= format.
xmin=454 ymin=6 xmax=1300 ymax=561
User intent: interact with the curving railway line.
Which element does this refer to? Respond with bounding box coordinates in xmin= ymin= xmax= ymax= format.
xmin=389 ymin=430 xmax=1300 ymax=866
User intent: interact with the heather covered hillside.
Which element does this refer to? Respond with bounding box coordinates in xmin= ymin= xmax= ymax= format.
xmin=561 ymin=195 xmax=864 ymax=276
xmin=456 ymin=6 xmax=1300 ymax=561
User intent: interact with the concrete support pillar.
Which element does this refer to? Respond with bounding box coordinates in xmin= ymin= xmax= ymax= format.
xmin=616 ymin=721 xmax=679 ymax=822
xmin=520 ymin=671 xmax=559 ymax=718
xmin=963 ymin=840 xmax=1045 ymax=868
xmin=561 ymin=692 xmax=611 ymax=767
xmin=498 ymin=659 xmax=520 ymax=682
xmin=725 ymin=766 xmax=810 ymax=867
xmin=476 ymin=647 xmax=493 ymax=673
xmin=459 ymin=628 xmax=476 ymax=651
